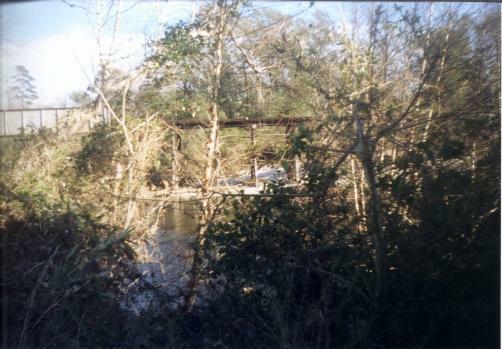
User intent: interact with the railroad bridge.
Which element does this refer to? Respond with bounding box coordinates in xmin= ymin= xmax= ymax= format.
xmin=169 ymin=116 xmax=312 ymax=187
xmin=0 ymin=107 xmax=313 ymax=187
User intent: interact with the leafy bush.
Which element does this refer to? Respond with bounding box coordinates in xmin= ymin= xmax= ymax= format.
xmin=1 ymin=189 xmax=138 ymax=348
xmin=74 ymin=122 xmax=125 ymax=177
xmin=194 ymin=182 xmax=377 ymax=348
xmin=170 ymin=134 xmax=499 ymax=349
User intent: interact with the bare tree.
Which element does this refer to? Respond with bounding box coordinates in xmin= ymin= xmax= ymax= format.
xmin=183 ymin=0 xmax=244 ymax=311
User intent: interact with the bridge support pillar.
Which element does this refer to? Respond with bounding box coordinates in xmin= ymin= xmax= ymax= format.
xmin=171 ymin=132 xmax=182 ymax=188
xmin=286 ymin=124 xmax=302 ymax=183
xmin=250 ymin=124 xmax=258 ymax=186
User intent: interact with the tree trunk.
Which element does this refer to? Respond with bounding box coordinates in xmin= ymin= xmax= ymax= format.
xmin=360 ymin=149 xmax=386 ymax=304
xmin=350 ymin=155 xmax=362 ymax=232
xmin=356 ymin=116 xmax=387 ymax=304
xmin=184 ymin=1 xmax=228 ymax=311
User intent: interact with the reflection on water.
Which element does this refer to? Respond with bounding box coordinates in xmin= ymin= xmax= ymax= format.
xmin=155 ymin=200 xmax=199 ymax=289
xmin=159 ymin=200 xmax=199 ymax=235
xmin=126 ymin=201 xmax=199 ymax=311
xmin=149 ymin=200 xmax=199 ymax=285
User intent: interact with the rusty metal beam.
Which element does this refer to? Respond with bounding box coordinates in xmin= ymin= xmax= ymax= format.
xmin=173 ymin=116 xmax=313 ymax=129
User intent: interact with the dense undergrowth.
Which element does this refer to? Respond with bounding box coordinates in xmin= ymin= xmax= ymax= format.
xmin=2 ymin=108 xmax=499 ymax=346
xmin=1 ymin=114 xmax=499 ymax=348
xmin=2 ymin=135 xmax=500 ymax=347
xmin=1 ymin=186 xmax=137 ymax=348
xmin=2 ymin=2 xmax=500 ymax=348
xmin=198 ymin=150 xmax=500 ymax=348
xmin=2 ymin=132 xmax=498 ymax=348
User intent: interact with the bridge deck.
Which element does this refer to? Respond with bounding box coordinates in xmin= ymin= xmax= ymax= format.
xmin=1 ymin=107 xmax=313 ymax=136
xmin=173 ymin=116 xmax=313 ymax=129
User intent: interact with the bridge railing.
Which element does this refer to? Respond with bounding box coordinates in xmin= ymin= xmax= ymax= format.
xmin=0 ymin=107 xmax=96 ymax=136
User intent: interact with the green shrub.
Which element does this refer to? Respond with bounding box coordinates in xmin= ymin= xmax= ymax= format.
xmin=74 ymin=122 xmax=125 ymax=177
xmin=1 ymin=189 xmax=138 ymax=348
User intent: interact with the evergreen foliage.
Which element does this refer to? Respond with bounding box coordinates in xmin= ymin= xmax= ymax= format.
xmin=11 ymin=65 xmax=38 ymax=107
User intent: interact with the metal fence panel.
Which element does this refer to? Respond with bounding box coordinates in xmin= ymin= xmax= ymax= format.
xmin=41 ymin=109 xmax=58 ymax=128
xmin=0 ymin=108 xmax=81 ymax=135
xmin=5 ymin=111 xmax=23 ymax=135
xmin=23 ymin=110 xmax=41 ymax=133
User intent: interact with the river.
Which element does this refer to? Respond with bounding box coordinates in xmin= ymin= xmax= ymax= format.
xmin=125 ymin=200 xmax=199 ymax=311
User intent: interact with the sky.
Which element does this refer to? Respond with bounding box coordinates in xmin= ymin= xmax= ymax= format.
xmin=0 ymin=1 xmax=490 ymax=109
xmin=0 ymin=0 xmax=194 ymax=108
xmin=0 ymin=0 xmax=327 ymax=108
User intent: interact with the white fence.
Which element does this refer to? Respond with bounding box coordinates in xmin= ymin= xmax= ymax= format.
xmin=0 ymin=108 xmax=102 ymax=136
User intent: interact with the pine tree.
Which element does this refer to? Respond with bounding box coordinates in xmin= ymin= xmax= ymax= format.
xmin=11 ymin=65 xmax=38 ymax=108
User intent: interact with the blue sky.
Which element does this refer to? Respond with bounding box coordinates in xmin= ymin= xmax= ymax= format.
xmin=0 ymin=1 xmax=491 ymax=108
xmin=0 ymin=0 xmax=324 ymax=108
xmin=1 ymin=0 xmax=196 ymax=107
